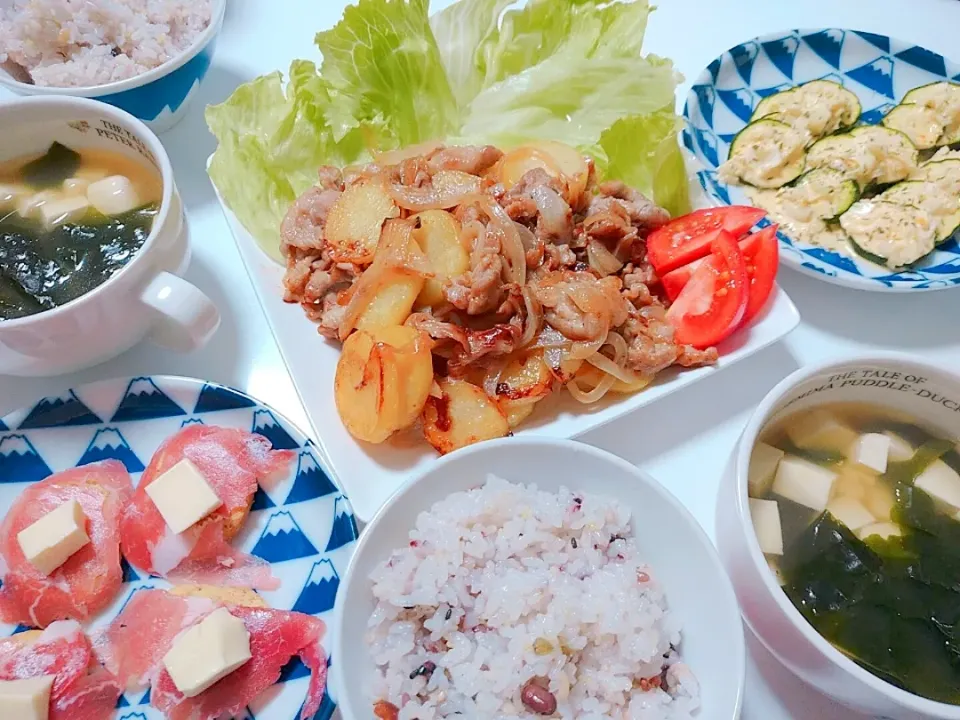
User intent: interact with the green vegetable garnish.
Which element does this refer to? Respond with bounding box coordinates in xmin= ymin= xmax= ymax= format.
xmin=205 ymin=0 xmax=689 ymax=262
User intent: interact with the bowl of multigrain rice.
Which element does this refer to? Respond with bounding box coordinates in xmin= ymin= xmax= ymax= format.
xmin=0 ymin=0 xmax=226 ymax=132
xmin=332 ymin=437 xmax=745 ymax=720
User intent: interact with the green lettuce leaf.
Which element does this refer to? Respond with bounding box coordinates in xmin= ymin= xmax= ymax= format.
xmin=206 ymin=0 xmax=688 ymax=259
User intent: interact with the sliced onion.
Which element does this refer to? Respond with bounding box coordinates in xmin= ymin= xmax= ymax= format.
xmin=586 ymin=351 xmax=647 ymax=387
xmin=387 ymin=182 xmax=478 ymax=212
xmin=460 ymin=219 xmax=485 ymax=253
xmin=374 ymin=141 xmax=444 ymax=166
xmin=529 ymin=184 xmax=572 ymax=242
xmin=476 ymin=194 xmax=526 ymax=286
xmin=338 ymin=263 xmax=388 ymax=340
xmin=519 ymin=286 xmax=543 ymax=349
xmin=587 ymin=239 xmax=624 ymax=277
xmin=514 ymin=221 xmax=543 ymax=267
xmin=532 ymin=326 xmax=571 ymax=350
xmin=566 ymin=372 xmax=616 ymax=404
xmin=482 ymin=356 xmax=509 ymax=397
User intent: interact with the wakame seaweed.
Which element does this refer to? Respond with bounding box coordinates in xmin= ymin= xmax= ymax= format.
xmin=774 ymin=438 xmax=846 ymax=467
xmin=19 ymin=142 xmax=81 ymax=189
xmin=781 ymin=464 xmax=960 ymax=704
xmin=0 ymin=203 xmax=157 ymax=320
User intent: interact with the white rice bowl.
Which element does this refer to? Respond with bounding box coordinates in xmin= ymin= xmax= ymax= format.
xmin=0 ymin=0 xmax=212 ymax=87
xmin=366 ymin=476 xmax=700 ymax=720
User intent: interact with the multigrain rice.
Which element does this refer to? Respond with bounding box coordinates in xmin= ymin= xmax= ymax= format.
xmin=367 ymin=476 xmax=700 ymax=719
xmin=0 ymin=0 xmax=212 ymax=87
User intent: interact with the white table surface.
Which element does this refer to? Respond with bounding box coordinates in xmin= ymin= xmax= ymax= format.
xmin=3 ymin=0 xmax=960 ymax=717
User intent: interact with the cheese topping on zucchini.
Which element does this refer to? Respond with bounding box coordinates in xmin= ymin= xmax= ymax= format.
xmin=807 ymin=126 xmax=918 ymax=186
xmin=903 ymin=81 xmax=960 ymax=145
xmin=719 ymin=119 xmax=806 ymax=188
xmin=913 ymin=158 xmax=960 ymax=196
xmin=882 ymin=104 xmax=943 ymax=149
xmin=839 ymin=200 xmax=936 ymax=268
xmin=753 ymin=80 xmax=861 ymax=144
xmin=880 ymin=180 xmax=960 ymax=243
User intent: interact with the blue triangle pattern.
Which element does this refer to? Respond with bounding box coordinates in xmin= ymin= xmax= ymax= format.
xmin=251 ymin=410 xmax=299 ymax=450
xmin=717 ymin=88 xmax=754 ymax=123
xmin=761 ymin=35 xmax=799 ymax=79
xmin=11 ymin=624 xmax=33 ymax=634
xmin=755 ymin=83 xmax=792 ymax=98
xmin=895 ymin=46 xmax=947 ymax=78
xmin=77 ymin=428 xmax=145 ymax=473
xmin=308 ymin=689 xmax=337 ymax=720
xmin=292 ymin=559 xmax=340 ymax=615
xmin=706 ymin=57 xmax=721 ymax=84
xmin=691 ymin=84 xmax=715 ymax=126
xmin=681 ymin=129 xmax=695 ymax=153
xmin=729 ymin=41 xmax=758 ymax=84
xmin=115 ymin=694 xmax=130 ymax=708
xmin=139 ymin=687 xmax=151 ymax=705
xmin=111 ymin=377 xmax=186 ymax=422
xmin=805 ymin=248 xmax=862 ymax=275
xmin=181 ymin=417 xmax=205 ymax=427
xmin=193 ymin=383 xmax=257 ymax=413
xmin=854 ymin=31 xmax=890 ymax=53
xmin=718 ymin=133 xmax=737 ymax=145
xmin=18 ymin=390 xmax=101 ymax=428
xmin=121 ymin=557 xmax=139 ymax=583
xmin=0 ymin=434 xmax=52 ymax=484
xmin=251 ymin=486 xmax=275 ymax=511
xmin=285 ymin=451 xmax=337 ymax=505
xmin=802 ymin=29 xmax=844 ymax=69
xmin=251 ymin=511 xmax=318 ymax=563
xmin=693 ymin=128 xmax=719 ymax=167
xmin=860 ymin=103 xmax=896 ymax=125
xmin=0 ymin=419 xmax=6 ymax=431
xmin=325 ymin=498 xmax=358 ymax=552
xmin=846 ymin=57 xmax=895 ymax=98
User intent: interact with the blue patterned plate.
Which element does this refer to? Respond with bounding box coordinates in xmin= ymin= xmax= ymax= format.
xmin=683 ymin=28 xmax=960 ymax=292
xmin=0 ymin=375 xmax=358 ymax=720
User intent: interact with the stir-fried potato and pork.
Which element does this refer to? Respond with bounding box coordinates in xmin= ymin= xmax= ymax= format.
xmin=279 ymin=141 xmax=717 ymax=454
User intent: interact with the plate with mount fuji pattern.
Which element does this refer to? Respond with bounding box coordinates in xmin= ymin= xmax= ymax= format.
xmin=683 ymin=28 xmax=960 ymax=292
xmin=0 ymin=375 xmax=358 ymax=720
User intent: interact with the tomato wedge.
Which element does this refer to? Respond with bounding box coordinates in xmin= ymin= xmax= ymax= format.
xmin=740 ymin=224 xmax=779 ymax=325
xmin=646 ymin=206 xmax=766 ymax=274
xmin=666 ymin=231 xmax=749 ymax=349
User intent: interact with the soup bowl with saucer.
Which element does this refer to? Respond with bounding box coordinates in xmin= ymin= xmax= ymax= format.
xmin=0 ymin=96 xmax=219 ymax=377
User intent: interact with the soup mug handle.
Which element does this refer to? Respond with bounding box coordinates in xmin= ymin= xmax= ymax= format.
xmin=140 ymin=272 xmax=221 ymax=352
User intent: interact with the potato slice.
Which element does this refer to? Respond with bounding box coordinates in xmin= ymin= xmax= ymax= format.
xmin=500 ymin=399 xmax=537 ymax=429
xmin=499 ymin=140 xmax=589 ymax=199
xmin=495 ymin=352 xmax=553 ymax=402
xmin=413 ymin=210 xmax=468 ymax=307
xmin=422 ymin=378 xmax=509 ymax=454
xmin=372 ymin=325 xmax=434 ymax=429
xmin=355 ymin=270 xmax=425 ymax=332
xmin=325 ymin=181 xmax=399 ymax=264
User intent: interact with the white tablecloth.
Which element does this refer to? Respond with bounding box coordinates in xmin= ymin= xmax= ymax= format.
xmin=3 ymin=1 xmax=960 ymax=717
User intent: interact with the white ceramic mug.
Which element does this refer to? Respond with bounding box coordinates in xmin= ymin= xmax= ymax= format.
xmin=0 ymin=96 xmax=219 ymax=377
xmin=717 ymin=353 xmax=960 ymax=719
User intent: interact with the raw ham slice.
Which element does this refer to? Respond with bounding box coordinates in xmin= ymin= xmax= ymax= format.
xmin=98 ymin=589 xmax=327 ymax=720
xmin=119 ymin=425 xmax=295 ymax=590
xmin=0 ymin=461 xmax=133 ymax=627
xmin=0 ymin=621 xmax=122 ymax=720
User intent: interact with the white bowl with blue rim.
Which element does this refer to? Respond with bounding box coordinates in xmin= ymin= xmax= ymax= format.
xmin=0 ymin=0 xmax=225 ymax=133
xmin=0 ymin=374 xmax=358 ymax=720
xmin=683 ymin=28 xmax=960 ymax=292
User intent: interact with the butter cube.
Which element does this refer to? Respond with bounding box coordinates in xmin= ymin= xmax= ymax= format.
xmin=851 ymin=433 xmax=890 ymax=474
xmin=749 ymin=442 xmax=784 ymax=497
xmin=826 ymin=496 xmax=875 ymax=532
xmin=163 ymin=608 xmax=252 ymax=698
xmin=749 ymin=498 xmax=784 ymax=555
xmin=39 ymin=194 xmax=90 ymax=229
xmin=17 ymin=500 xmax=90 ymax=576
xmin=915 ymin=460 xmax=960 ymax=511
xmin=772 ymin=456 xmax=838 ymax=512
xmin=0 ymin=675 xmax=54 ymax=720
xmin=145 ymin=458 xmax=222 ymax=534
xmin=87 ymin=175 xmax=141 ymax=216
xmin=785 ymin=410 xmax=858 ymax=454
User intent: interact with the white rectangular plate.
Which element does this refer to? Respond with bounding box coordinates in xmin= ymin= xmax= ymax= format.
xmin=213 ymin=174 xmax=801 ymax=522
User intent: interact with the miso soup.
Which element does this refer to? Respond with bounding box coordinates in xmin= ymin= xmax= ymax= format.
xmin=0 ymin=142 xmax=162 ymax=320
xmin=748 ymin=402 xmax=960 ymax=704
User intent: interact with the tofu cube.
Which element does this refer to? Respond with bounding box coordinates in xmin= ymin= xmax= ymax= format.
xmin=749 ymin=498 xmax=784 ymax=555
xmin=826 ymin=496 xmax=875 ymax=532
xmin=162 ymin=608 xmax=252 ymax=698
xmin=885 ymin=433 xmax=915 ymax=462
xmin=915 ymin=460 xmax=960 ymax=511
xmin=749 ymin=442 xmax=785 ymax=497
xmin=62 ymin=177 xmax=90 ymax=197
xmin=39 ymin=194 xmax=91 ymax=229
xmin=0 ymin=675 xmax=55 ymax=720
xmin=772 ymin=456 xmax=838 ymax=512
xmin=767 ymin=557 xmax=786 ymax=586
xmin=17 ymin=190 xmax=58 ymax=220
xmin=851 ymin=433 xmax=890 ymax=474
xmin=145 ymin=458 xmax=222 ymax=534
xmin=17 ymin=500 xmax=90 ymax=576
xmin=86 ymin=175 xmax=141 ymax=216
xmin=857 ymin=522 xmax=902 ymax=541
xmin=0 ymin=183 xmax=29 ymax=212
xmin=864 ymin=484 xmax=895 ymax=522
xmin=785 ymin=410 xmax=859 ymax=454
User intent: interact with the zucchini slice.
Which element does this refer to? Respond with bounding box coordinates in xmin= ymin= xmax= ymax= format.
xmin=793 ymin=168 xmax=860 ymax=219
xmin=751 ymin=87 xmax=801 ymax=122
xmin=902 ymin=81 xmax=960 ymax=146
xmin=913 ymin=158 xmax=960 ymax=195
xmin=720 ymin=119 xmax=806 ymax=189
xmin=801 ymin=79 xmax=862 ymax=128
xmin=839 ymin=200 xmax=937 ymax=268
xmin=902 ymin=81 xmax=960 ymax=107
xmin=882 ymin=104 xmax=943 ymax=150
xmin=881 ymin=179 xmax=960 ymax=244
xmin=807 ymin=126 xmax=918 ymax=186
xmin=750 ymin=81 xmax=860 ymax=143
